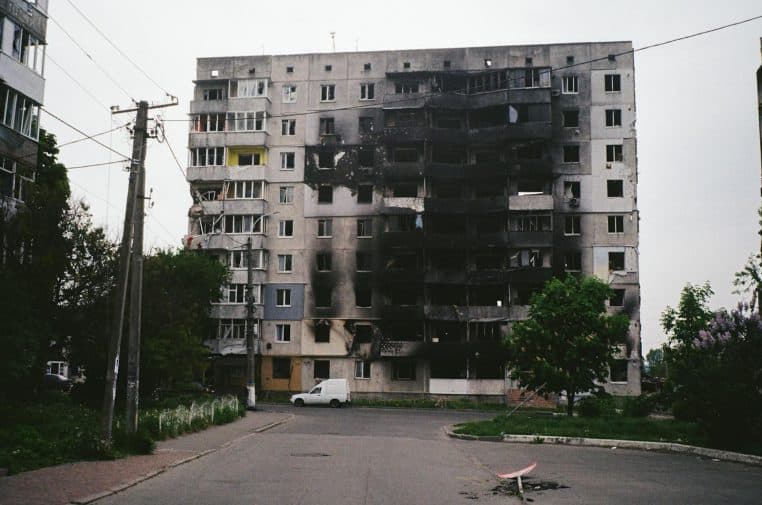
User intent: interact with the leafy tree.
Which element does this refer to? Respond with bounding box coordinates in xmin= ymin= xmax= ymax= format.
xmin=644 ymin=347 xmax=667 ymax=378
xmin=0 ymin=131 xmax=70 ymax=396
xmin=139 ymin=250 xmax=227 ymax=396
xmin=505 ymin=275 xmax=630 ymax=416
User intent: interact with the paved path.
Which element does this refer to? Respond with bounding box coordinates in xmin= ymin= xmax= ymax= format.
xmin=0 ymin=410 xmax=290 ymax=505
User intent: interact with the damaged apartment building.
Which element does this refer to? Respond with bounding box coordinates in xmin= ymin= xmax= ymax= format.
xmin=184 ymin=42 xmax=641 ymax=400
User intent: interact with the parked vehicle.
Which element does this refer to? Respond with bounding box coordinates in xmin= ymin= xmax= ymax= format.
xmin=290 ymin=379 xmax=350 ymax=408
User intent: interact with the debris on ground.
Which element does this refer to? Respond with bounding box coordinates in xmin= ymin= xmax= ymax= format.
xmin=490 ymin=477 xmax=568 ymax=497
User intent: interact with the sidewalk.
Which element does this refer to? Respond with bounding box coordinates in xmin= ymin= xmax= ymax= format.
xmin=0 ymin=410 xmax=292 ymax=505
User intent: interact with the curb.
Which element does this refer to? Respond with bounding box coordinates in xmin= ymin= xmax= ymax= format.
xmin=69 ymin=414 xmax=294 ymax=505
xmin=443 ymin=426 xmax=762 ymax=467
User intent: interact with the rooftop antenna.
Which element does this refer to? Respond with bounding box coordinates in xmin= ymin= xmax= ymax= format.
xmin=330 ymin=32 xmax=336 ymax=52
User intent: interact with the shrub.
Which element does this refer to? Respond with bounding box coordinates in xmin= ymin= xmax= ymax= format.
xmin=622 ymin=395 xmax=656 ymax=418
xmin=578 ymin=396 xmax=617 ymax=418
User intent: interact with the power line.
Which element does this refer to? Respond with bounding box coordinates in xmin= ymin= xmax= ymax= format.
xmin=41 ymin=107 xmax=133 ymax=161
xmin=157 ymin=122 xmax=187 ymax=178
xmin=48 ymin=15 xmax=135 ymax=102
xmin=63 ymin=0 xmax=173 ymax=98
xmin=57 ymin=123 xmax=130 ymax=148
xmin=162 ymin=13 xmax=762 ymax=124
xmin=66 ymin=160 xmax=130 ymax=170
xmin=46 ymin=53 xmax=109 ymax=110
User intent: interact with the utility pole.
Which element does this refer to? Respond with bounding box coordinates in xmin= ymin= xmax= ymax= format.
xmin=125 ymin=102 xmax=149 ymax=434
xmin=101 ymin=97 xmax=178 ymax=446
xmin=245 ymin=236 xmax=257 ymax=409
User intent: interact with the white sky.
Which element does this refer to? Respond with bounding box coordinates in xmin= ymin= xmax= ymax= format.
xmin=43 ymin=0 xmax=762 ymax=354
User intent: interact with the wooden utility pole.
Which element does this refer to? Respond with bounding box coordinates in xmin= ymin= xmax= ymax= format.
xmin=101 ymin=101 xmax=148 ymax=446
xmin=101 ymin=97 xmax=177 ymax=446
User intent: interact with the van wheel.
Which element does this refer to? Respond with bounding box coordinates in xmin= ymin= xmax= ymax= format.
xmin=329 ymin=399 xmax=340 ymax=408
xmin=294 ymin=398 xmax=304 ymax=407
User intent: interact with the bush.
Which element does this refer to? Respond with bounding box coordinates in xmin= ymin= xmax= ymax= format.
xmin=621 ymin=395 xmax=656 ymax=418
xmin=578 ymin=396 xmax=617 ymax=418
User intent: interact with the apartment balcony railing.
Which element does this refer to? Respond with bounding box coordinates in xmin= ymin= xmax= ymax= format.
xmin=188 ymin=131 xmax=268 ymax=148
xmin=508 ymin=194 xmax=554 ymax=211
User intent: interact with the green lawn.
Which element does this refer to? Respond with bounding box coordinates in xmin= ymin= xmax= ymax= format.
xmin=454 ymin=413 xmax=714 ymax=448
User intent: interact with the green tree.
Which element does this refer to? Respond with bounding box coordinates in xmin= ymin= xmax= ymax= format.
xmin=0 ymin=131 xmax=71 ymax=396
xmin=505 ymin=275 xmax=630 ymax=416
xmin=644 ymin=347 xmax=667 ymax=378
xmin=139 ymin=249 xmax=227 ymax=396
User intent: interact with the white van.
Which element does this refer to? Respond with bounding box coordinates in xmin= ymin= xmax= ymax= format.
xmin=290 ymin=379 xmax=350 ymax=408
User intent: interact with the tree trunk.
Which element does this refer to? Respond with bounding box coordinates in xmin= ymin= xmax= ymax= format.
xmin=567 ymin=392 xmax=575 ymax=416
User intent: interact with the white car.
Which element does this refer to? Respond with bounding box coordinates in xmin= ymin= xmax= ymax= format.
xmin=290 ymin=379 xmax=350 ymax=408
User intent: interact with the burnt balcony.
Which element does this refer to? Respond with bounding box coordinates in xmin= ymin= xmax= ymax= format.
xmin=509 ymin=231 xmax=553 ymax=247
xmin=382 ymin=197 xmax=425 ymax=213
xmin=468 ymin=122 xmax=552 ymax=143
xmin=424 ymin=196 xmax=508 ymax=215
xmin=510 ymin=267 xmax=554 ymax=284
xmin=507 ymin=158 xmax=554 ymax=177
xmin=381 ymin=230 xmax=425 ymax=249
xmin=382 ymin=162 xmax=424 ymax=179
xmin=381 ymin=270 xmax=425 ymax=284
xmin=380 ymin=305 xmax=425 ymax=320
xmin=425 ymin=305 xmax=511 ymax=322
xmin=424 ymin=162 xmax=466 ymax=179
xmin=424 ymin=270 xmax=467 ymax=284
xmin=467 ymin=269 xmax=513 ymax=284
xmin=379 ymin=341 xmax=427 ymax=358
xmin=425 ymin=87 xmax=550 ymax=110
xmin=509 ymin=194 xmax=554 ymax=211
xmin=199 ymin=199 xmax=266 ymax=216
xmin=471 ymin=232 xmax=511 ymax=248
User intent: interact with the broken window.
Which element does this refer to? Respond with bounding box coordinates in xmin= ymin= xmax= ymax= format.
xmin=192 ymin=113 xmax=225 ymax=132
xmin=510 ymin=214 xmax=552 ymax=231
xmin=281 ymin=152 xmax=295 ymax=169
xmin=357 ymin=218 xmax=372 ymax=237
xmin=276 ymin=324 xmax=291 ymax=342
xmin=356 ymin=251 xmax=372 ymax=271
xmin=608 ymin=252 xmax=625 ymax=271
xmin=314 ymin=360 xmax=330 ymax=379
xmin=286 ymin=66 xmax=294 ymax=73
xmin=228 ymin=181 xmax=263 ymax=199
xmin=610 ymin=289 xmax=626 ymax=307
xmin=514 ymin=143 xmax=543 ymax=160
xmin=357 ymin=185 xmax=373 ymax=204
xmin=355 ymin=287 xmax=372 ymax=308
xmin=279 ymin=186 xmax=294 ymax=204
xmin=432 ymin=145 xmax=466 ymax=164
xmin=360 ymin=83 xmax=375 ymax=100
xmin=273 ymin=358 xmax=291 ymax=379
xmin=317 ymin=185 xmax=333 ymax=203
xmin=563 ymin=181 xmax=581 ymax=199
xmin=403 ymin=61 xmax=411 ymax=69
xmin=393 ymin=148 xmax=418 ymax=163
xmin=470 ymin=105 xmax=506 ymax=128
xmin=606 ymin=144 xmax=623 ymax=163
xmin=281 ymin=119 xmax=296 ymax=135
xmin=278 ymin=220 xmax=294 ymax=237
xmin=561 ymin=75 xmax=578 ymax=94
xmin=386 ymin=253 xmax=417 ymax=271
xmin=282 ymin=85 xmax=297 ymax=103
xmin=358 ymin=147 xmax=375 ymax=167
xmin=224 ymin=284 xmax=247 ymax=304
xmin=223 ymin=215 xmax=265 ymax=234
xmin=324 ymin=65 xmax=332 ymax=72
xmin=363 ymin=63 xmax=372 ymax=71
xmin=355 ymin=324 xmax=372 ymax=343
xmin=226 ymin=111 xmax=265 ymax=132
xmin=391 ymin=183 xmax=417 ymax=198
xmin=564 ymin=251 xmax=582 ymax=271
xmin=394 ymin=81 xmax=419 ymax=94
xmin=217 ymin=319 xmax=248 ymax=340
xmin=314 ymin=323 xmax=330 ymax=343
xmin=276 ymin=288 xmax=292 ymax=306
xmin=610 ymin=360 xmax=628 ymax=382
xmin=190 ymin=147 xmax=224 ymax=167
xmin=320 ymin=84 xmax=336 ymax=101
xmin=318 ymin=151 xmax=335 ymax=168
xmin=314 ymin=287 xmax=332 ymax=307
xmin=277 ymin=254 xmax=293 ymax=273
xmin=516 ymin=180 xmax=545 ymax=196
xmin=392 ymin=361 xmax=416 ymax=380
xmin=387 ymin=215 xmax=417 ymax=233
xmin=564 ymin=215 xmax=581 ymax=235
xmin=604 ymin=74 xmax=621 ymax=92
xmin=319 ymin=117 xmax=335 ymax=135
xmin=358 ymin=117 xmax=376 ymax=134
xmin=203 ymin=88 xmax=224 ymax=100
xmin=317 ymin=219 xmax=333 ymax=237
xmin=230 ymin=79 xmax=267 ymax=98
xmin=316 ymin=252 xmax=332 ymax=271
xmin=608 ymin=215 xmax=624 ymax=234
xmin=354 ymin=361 xmax=371 ymax=379
xmin=563 ymin=145 xmax=580 ymax=163
xmin=237 ymin=152 xmax=261 ymax=166
xmin=563 ymin=110 xmax=579 ymax=127
xmin=605 ymin=109 xmax=622 ymax=127
xmin=607 ymin=179 xmax=624 ymax=197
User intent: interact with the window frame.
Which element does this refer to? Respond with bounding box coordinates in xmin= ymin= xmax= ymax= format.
xmin=278 ymin=219 xmax=294 ymax=238
xmin=354 ymin=361 xmax=371 ymax=379
xmin=279 ymin=185 xmax=294 ymax=204
xmin=317 ymin=219 xmax=333 ymax=238
xmin=357 ymin=218 xmax=372 ymax=238
xmin=561 ymin=75 xmax=579 ymax=94
xmin=607 ymin=179 xmax=624 ymax=198
xmin=604 ymin=74 xmax=621 ymax=93
xmin=320 ymin=84 xmax=336 ymax=102
xmin=605 ymin=109 xmax=622 ymax=127
xmin=564 ymin=215 xmax=581 ymax=236
xmin=606 ymin=144 xmax=624 ymax=163
xmin=607 ymin=215 xmax=624 ymax=234
xmin=276 ymin=288 xmax=292 ymax=307
xmin=275 ymin=324 xmax=291 ymax=342
xmin=316 ymin=252 xmax=332 ymax=271
xmin=281 ymin=119 xmax=296 ymax=136
xmin=608 ymin=251 xmax=626 ymax=272
xmin=280 ymin=152 xmax=295 ymax=170
xmin=392 ymin=360 xmax=416 ymax=381
xmin=360 ymin=83 xmax=375 ymax=100
xmin=277 ymin=254 xmax=293 ymax=273
xmin=282 ymin=85 xmax=297 ymax=103
xmin=563 ymin=145 xmax=580 ymax=163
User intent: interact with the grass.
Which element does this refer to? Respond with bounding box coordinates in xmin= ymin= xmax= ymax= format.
xmin=454 ymin=412 xmax=713 ymax=448
xmin=0 ymin=391 xmax=245 ymax=475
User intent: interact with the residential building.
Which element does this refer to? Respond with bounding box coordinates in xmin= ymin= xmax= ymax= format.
xmin=186 ymin=42 xmax=641 ymax=399
xmin=0 ymin=0 xmax=47 ymax=216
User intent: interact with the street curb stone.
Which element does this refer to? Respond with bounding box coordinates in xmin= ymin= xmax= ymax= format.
xmin=443 ymin=426 xmax=762 ymax=466
xmin=68 ymin=414 xmax=294 ymax=504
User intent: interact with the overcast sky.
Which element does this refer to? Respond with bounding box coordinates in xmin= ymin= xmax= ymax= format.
xmin=43 ymin=0 xmax=762 ymax=354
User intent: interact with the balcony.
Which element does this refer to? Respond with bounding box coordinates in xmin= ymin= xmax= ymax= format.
xmin=382 ymin=197 xmax=424 ymax=213
xmin=189 ymin=131 xmax=268 ymax=148
xmin=509 ymin=194 xmax=554 ymax=211
xmin=468 ymin=122 xmax=552 ymax=143
xmin=424 ymin=163 xmax=466 ymax=179
xmin=507 ymin=159 xmax=553 ymax=177
xmin=0 ymin=0 xmax=48 ymax=38
xmin=425 ymin=305 xmax=511 ymax=321
xmin=209 ymin=304 xmax=249 ymax=319
xmin=186 ymin=233 xmax=266 ymax=251
xmin=429 ymin=379 xmax=505 ymax=396
xmin=510 ymin=267 xmax=553 ymax=284
xmin=424 ymin=196 xmax=507 ymax=215
xmin=382 ymin=270 xmax=425 ymax=284
xmin=379 ymin=341 xmax=427 ymax=357
xmin=509 ymin=231 xmax=553 ymax=247
xmin=426 ymin=87 xmax=551 ymax=110
xmin=203 ymin=338 xmax=246 ymax=356
xmin=189 ymin=99 xmax=229 ymax=114
xmin=381 ymin=231 xmax=424 ymax=249
xmin=187 ymin=165 xmax=267 ymax=182
xmin=424 ymin=270 xmax=467 ymax=284
xmin=380 ymin=305 xmax=424 ymax=320
xmin=0 ymin=52 xmax=45 ymax=103
xmin=383 ymin=163 xmax=423 ymax=179
xmin=199 ymin=199 xmax=266 ymax=216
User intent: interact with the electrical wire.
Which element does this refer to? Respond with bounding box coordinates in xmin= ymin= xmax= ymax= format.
xmin=66 ymin=160 xmax=130 ymax=170
xmin=56 ymin=123 xmax=130 ymax=148
xmin=162 ymin=13 xmax=762 ymax=124
xmin=40 ymin=107 xmax=133 ymax=161
xmin=48 ymin=15 xmax=135 ymax=102
xmin=46 ymin=53 xmax=110 ymax=110
xmin=63 ymin=0 xmax=173 ymax=98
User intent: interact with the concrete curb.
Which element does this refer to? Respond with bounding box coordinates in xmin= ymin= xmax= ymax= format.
xmin=443 ymin=426 xmax=762 ymax=467
xmin=69 ymin=414 xmax=294 ymax=504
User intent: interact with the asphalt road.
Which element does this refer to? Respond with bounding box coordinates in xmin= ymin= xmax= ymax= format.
xmin=96 ymin=405 xmax=762 ymax=505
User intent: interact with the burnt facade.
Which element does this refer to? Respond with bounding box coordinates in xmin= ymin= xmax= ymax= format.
xmin=186 ymin=42 xmax=641 ymax=399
